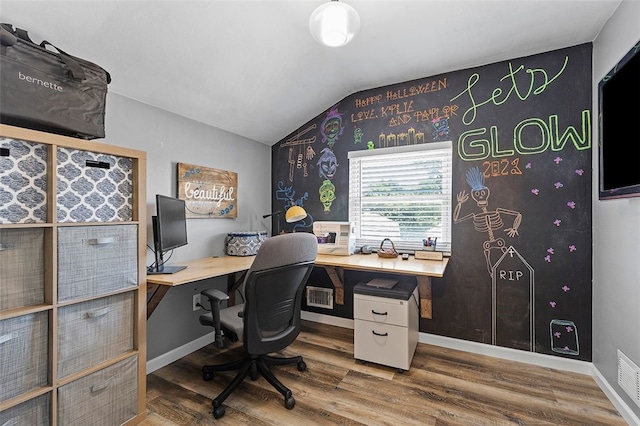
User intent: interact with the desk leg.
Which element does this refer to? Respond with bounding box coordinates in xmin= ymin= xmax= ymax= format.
xmin=417 ymin=276 xmax=432 ymax=319
xmin=147 ymin=284 xmax=170 ymax=319
xmin=322 ymin=266 xmax=345 ymax=305
xmin=227 ymin=271 xmax=247 ymax=306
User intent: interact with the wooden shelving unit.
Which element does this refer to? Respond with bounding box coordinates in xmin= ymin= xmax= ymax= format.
xmin=0 ymin=124 xmax=147 ymax=425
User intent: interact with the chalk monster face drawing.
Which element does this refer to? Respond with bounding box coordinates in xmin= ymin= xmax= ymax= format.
xmin=319 ymin=179 xmax=336 ymax=212
xmin=321 ymin=105 xmax=344 ymax=148
xmin=454 ymin=167 xmax=522 ymax=276
xmin=317 ymin=148 xmax=338 ymax=180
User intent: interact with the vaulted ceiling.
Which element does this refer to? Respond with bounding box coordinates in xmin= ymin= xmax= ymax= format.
xmin=0 ymin=1 xmax=621 ymax=145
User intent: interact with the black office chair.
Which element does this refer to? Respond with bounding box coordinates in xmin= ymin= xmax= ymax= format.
xmin=198 ymin=232 xmax=318 ymax=419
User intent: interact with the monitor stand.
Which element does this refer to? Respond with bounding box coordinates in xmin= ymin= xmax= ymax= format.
xmin=147 ymin=265 xmax=187 ymax=275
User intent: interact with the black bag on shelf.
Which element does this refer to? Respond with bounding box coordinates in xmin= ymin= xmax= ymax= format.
xmin=0 ymin=23 xmax=111 ymax=139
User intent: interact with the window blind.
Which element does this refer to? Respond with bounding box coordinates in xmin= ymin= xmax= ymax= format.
xmin=348 ymin=142 xmax=453 ymax=252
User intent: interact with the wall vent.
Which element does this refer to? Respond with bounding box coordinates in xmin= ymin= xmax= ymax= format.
xmin=618 ymin=349 xmax=640 ymax=407
xmin=306 ymin=286 xmax=333 ymax=309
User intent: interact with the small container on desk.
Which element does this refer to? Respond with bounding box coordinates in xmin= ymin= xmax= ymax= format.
xmin=225 ymin=231 xmax=268 ymax=256
xmin=415 ymin=237 xmax=443 ymax=260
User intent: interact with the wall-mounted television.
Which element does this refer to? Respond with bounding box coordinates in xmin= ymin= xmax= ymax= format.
xmin=148 ymin=194 xmax=188 ymax=274
xmin=598 ymin=39 xmax=640 ymax=200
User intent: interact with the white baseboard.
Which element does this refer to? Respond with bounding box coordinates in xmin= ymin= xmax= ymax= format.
xmin=301 ymin=311 xmax=354 ymax=329
xmin=418 ymin=332 xmax=592 ymax=375
xmin=147 ymin=331 xmax=215 ymax=374
xmin=592 ymin=364 xmax=640 ymax=426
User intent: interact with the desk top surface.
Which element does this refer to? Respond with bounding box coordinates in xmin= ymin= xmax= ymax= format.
xmin=146 ymin=255 xmax=254 ymax=286
xmin=316 ymin=253 xmax=449 ymax=277
xmin=147 ymin=253 xmax=449 ymax=286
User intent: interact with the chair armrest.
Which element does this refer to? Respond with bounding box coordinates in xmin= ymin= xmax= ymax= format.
xmin=201 ymin=288 xmax=229 ymax=303
xmin=201 ymin=288 xmax=229 ymax=348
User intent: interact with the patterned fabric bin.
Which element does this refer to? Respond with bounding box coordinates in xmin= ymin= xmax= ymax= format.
xmin=56 ymin=147 xmax=133 ymax=222
xmin=58 ymin=292 xmax=134 ymax=378
xmin=0 ymin=228 xmax=44 ymax=310
xmin=225 ymin=231 xmax=268 ymax=256
xmin=57 ymin=355 xmax=138 ymax=426
xmin=0 ymin=137 xmax=48 ymax=224
xmin=57 ymin=225 xmax=138 ymax=301
xmin=0 ymin=392 xmax=50 ymax=425
xmin=0 ymin=312 xmax=48 ymax=402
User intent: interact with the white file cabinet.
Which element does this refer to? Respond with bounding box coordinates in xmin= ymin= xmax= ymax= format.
xmin=353 ymin=281 xmax=419 ymax=371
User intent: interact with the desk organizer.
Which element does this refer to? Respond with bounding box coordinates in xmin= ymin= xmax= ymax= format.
xmin=225 ymin=231 xmax=268 ymax=256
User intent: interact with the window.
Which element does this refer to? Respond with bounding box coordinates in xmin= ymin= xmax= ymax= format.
xmin=348 ymin=142 xmax=452 ymax=252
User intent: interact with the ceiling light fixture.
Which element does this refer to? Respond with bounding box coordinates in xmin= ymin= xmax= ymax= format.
xmin=309 ymin=0 xmax=360 ymax=48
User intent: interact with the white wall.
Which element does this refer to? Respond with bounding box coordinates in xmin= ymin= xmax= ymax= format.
xmin=593 ymin=0 xmax=640 ymax=421
xmin=103 ymin=93 xmax=272 ymax=359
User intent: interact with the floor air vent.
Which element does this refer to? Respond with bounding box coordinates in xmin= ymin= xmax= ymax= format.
xmin=618 ymin=349 xmax=640 ymax=407
xmin=306 ymin=286 xmax=333 ymax=309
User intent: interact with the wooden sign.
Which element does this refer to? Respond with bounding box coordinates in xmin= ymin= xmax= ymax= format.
xmin=414 ymin=250 xmax=444 ymax=261
xmin=177 ymin=163 xmax=237 ymax=219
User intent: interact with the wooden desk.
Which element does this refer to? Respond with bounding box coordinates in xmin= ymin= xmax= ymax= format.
xmin=315 ymin=253 xmax=448 ymax=319
xmin=146 ymin=254 xmax=448 ymax=319
xmin=146 ymin=256 xmax=254 ymax=318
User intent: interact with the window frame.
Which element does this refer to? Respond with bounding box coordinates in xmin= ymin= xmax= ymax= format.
xmin=348 ymin=141 xmax=453 ymax=253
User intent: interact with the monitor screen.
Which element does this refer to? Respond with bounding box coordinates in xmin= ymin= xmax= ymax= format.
xmin=149 ymin=194 xmax=188 ymax=274
xmin=156 ymin=194 xmax=188 ymax=251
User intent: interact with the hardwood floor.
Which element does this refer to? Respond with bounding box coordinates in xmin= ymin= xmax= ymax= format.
xmin=141 ymin=321 xmax=626 ymax=425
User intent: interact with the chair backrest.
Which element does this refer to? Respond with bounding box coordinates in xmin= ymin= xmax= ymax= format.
xmin=242 ymin=232 xmax=317 ymax=355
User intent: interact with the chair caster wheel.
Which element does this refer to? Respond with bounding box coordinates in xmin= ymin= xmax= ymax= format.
xmin=297 ymin=360 xmax=306 ymax=371
xmin=285 ymin=396 xmax=295 ymax=409
xmin=213 ymin=405 xmax=225 ymax=419
xmin=203 ymin=371 xmax=213 ymax=381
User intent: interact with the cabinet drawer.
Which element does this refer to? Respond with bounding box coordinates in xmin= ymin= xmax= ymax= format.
xmin=57 ymin=225 xmax=138 ymax=301
xmin=353 ymin=295 xmax=410 ymax=327
xmin=0 ymin=228 xmax=45 ymax=310
xmin=58 ymin=293 xmax=134 ymax=378
xmin=0 ymin=392 xmax=50 ymax=425
xmin=0 ymin=137 xmax=48 ymax=224
xmin=0 ymin=312 xmax=48 ymax=402
xmin=354 ymin=319 xmax=412 ymax=370
xmin=56 ymin=147 xmax=133 ymax=223
xmin=58 ymin=355 xmax=138 ymax=426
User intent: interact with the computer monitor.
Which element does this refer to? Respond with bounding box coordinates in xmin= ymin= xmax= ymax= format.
xmin=148 ymin=194 xmax=188 ymax=274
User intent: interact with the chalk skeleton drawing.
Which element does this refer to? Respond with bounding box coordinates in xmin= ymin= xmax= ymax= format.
xmin=454 ymin=166 xmax=522 ymax=277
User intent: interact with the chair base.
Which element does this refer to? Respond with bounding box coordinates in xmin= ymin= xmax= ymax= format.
xmin=202 ymin=354 xmax=306 ymax=419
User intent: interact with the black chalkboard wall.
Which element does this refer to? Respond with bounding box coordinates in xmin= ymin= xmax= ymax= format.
xmin=271 ymin=43 xmax=593 ymax=361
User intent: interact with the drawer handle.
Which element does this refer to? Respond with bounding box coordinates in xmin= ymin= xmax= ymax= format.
xmin=371 ymin=310 xmax=388 ymax=316
xmin=90 ymin=375 xmax=115 ymax=394
xmin=86 ymin=307 xmax=111 ymax=318
xmin=87 ymin=237 xmax=116 ymax=245
xmin=0 ymin=333 xmax=14 ymax=344
xmin=372 ymin=330 xmax=389 ymax=337
xmin=85 ymin=159 xmax=111 ymax=169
